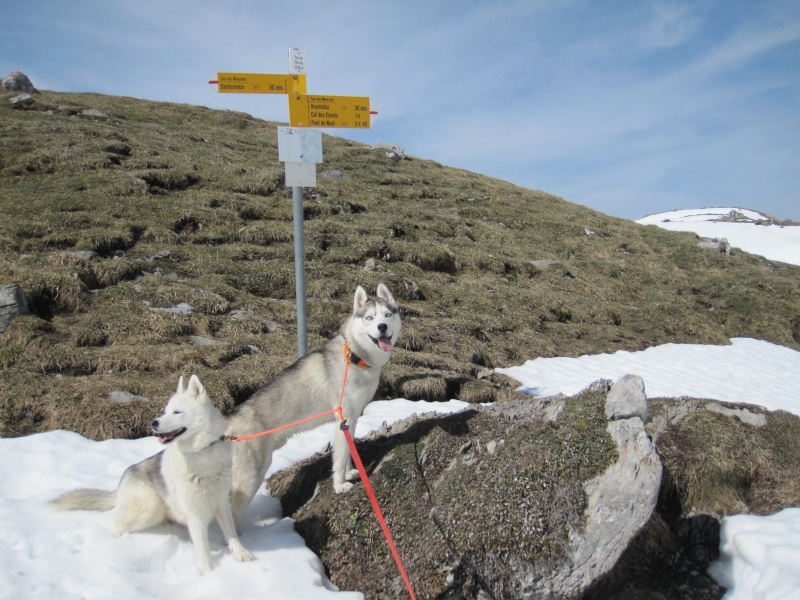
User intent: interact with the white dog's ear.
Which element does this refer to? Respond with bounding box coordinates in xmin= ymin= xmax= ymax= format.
xmin=177 ymin=375 xmax=186 ymax=394
xmin=353 ymin=285 xmax=368 ymax=313
xmin=187 ymin=374 xmax=205 ymax=400
xmin=376 ymin=283 xmax=395 ymax=306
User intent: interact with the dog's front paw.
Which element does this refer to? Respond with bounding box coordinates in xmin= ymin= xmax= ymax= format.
xmin=345 ymin=468 xmax=361 ymax=482
xmin=232 ymin=544 xmax=256 ymax=563
xmin=197 ymin=559 xmax=213 ymax=575
xmin=333 ymin=480 xmax=354 ymax=494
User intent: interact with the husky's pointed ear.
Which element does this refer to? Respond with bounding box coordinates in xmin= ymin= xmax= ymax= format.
xmin=187 ymin=374 xmax=205 ymax=400
xmin=353 ymin=285 xmax=368 ymax=313
xmin=177 ymin=375 xmax=186 ymax=394
xmin=376 ymin=283 xmax=395 ymax=306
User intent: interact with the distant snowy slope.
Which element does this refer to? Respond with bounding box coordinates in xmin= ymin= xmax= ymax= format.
xmin=636 ymin=208 xmax=800 ymax=266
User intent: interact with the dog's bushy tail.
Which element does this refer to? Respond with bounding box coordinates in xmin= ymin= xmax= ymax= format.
xmin=50 ymin=489 xmax=116 ymax=512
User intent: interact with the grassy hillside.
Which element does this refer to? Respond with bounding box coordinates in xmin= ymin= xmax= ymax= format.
xmin=1 ymin=90 xmax=798 ymax=440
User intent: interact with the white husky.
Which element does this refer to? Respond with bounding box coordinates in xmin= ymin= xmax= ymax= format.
xmin=226 ymin=283 xmax=401 ymax=530
xmin=51 ymin=375 xmax=255 ymax=574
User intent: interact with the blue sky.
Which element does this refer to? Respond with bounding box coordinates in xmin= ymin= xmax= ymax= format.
xmin=3 ymin=1 xmax=799 ymax=220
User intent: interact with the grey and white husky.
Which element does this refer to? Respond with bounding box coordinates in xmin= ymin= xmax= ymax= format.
xmin=226 ymin=283 xmax=401 ymax=530
xmin=51 ymin=375 xmax=255 ymax=574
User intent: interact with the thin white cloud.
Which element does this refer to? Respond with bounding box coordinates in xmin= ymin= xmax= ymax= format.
xmin=640 ymin=1 xmax=700 ymax=49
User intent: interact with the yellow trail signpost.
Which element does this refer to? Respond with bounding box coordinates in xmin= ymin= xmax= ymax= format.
xmin=289 ymin=94 xmax=371 ymax=128
xmin=210 ymin=72 xmax=371 ymax=129
xmin=209 ymin=49 xmax=373 ymax=358
xmin=215 ymin=72 xmax=307 ymax=95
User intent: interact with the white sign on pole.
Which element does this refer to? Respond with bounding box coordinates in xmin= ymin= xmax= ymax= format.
xmin=284 ymin=161 xmax=316 ymax=187
xmin=277 ymin=126 xmax=322 ymax=163
xmin=289 ymin=48 xmax=306 ymax=74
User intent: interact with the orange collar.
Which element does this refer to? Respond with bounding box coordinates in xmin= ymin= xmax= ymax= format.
xmin=344 ymin=343 xmax=370 ymax=368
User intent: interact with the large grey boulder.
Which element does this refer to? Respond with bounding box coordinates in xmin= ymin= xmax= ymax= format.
xmin=2 ymin=71 xmax=37 ymax=93
xmin=0 ymin=283 xmax=30 ymax=333
xmin=270 ymin=378 xmax=662 ymax=599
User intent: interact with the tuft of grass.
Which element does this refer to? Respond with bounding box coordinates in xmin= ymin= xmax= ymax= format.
xmin=658 ymin=408 xmax=800 ymax=517
xmin=659 ymin=411 xmax=766 ymax=515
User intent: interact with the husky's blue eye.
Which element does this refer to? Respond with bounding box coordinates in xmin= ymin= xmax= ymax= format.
xmin=366 ymin=316 xmax=373 ymax=321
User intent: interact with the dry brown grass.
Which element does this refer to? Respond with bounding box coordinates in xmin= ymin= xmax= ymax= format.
xmin=1 ymin=89 xmax=799 ymax=440
xmin=658 ymin=408 xmax=800 ymax=517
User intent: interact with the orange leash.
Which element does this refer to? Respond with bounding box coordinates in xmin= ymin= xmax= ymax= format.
xmin=336 ymin=346 xmax=417 ymax=599
xmin=338 ymin=412 xmax=418 ymax=600
xmin=227 ymin=409 xmax=339 ymax=442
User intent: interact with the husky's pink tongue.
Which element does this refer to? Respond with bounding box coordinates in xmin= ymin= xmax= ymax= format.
xmin=377 ymin=336 xmax=393 ymax=352
xmin=157 ymin=428 xmax=186 ymax=444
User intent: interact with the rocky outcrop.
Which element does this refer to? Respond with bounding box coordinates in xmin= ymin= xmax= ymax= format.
xmin=549 ymin=375 xmax=661 ymax=597
xmin=270 ymin=375 xmax=662 ymax=599
xmin=589 ymin=396 xmax=797 ymax=599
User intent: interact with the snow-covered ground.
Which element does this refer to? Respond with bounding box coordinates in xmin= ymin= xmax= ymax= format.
xmin=1 ymin=209 xmax=798 ymax=599
xmin=637 ymin=207 xmax=800 ymax=266
xmin=0 ymin=401 xmax=469 ymax=600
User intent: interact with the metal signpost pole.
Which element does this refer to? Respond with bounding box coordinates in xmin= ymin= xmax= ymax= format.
xmin=289 ymin=48 xmax=308 ymax=357
xmin=210 ymin=48 xmax=371 ymax=359
xmin=291 ymin=183 xmax=308 ymax=357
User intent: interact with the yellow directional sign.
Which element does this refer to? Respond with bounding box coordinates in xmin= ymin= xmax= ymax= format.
xmin=289 ymin=94 xmax=371 ymax=128
xmin=215 ymin=73 xmax=306 ymax=95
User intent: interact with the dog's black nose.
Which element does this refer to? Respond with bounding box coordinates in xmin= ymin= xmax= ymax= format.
xmin=378 ymin=323 xmax=388 ymax=334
